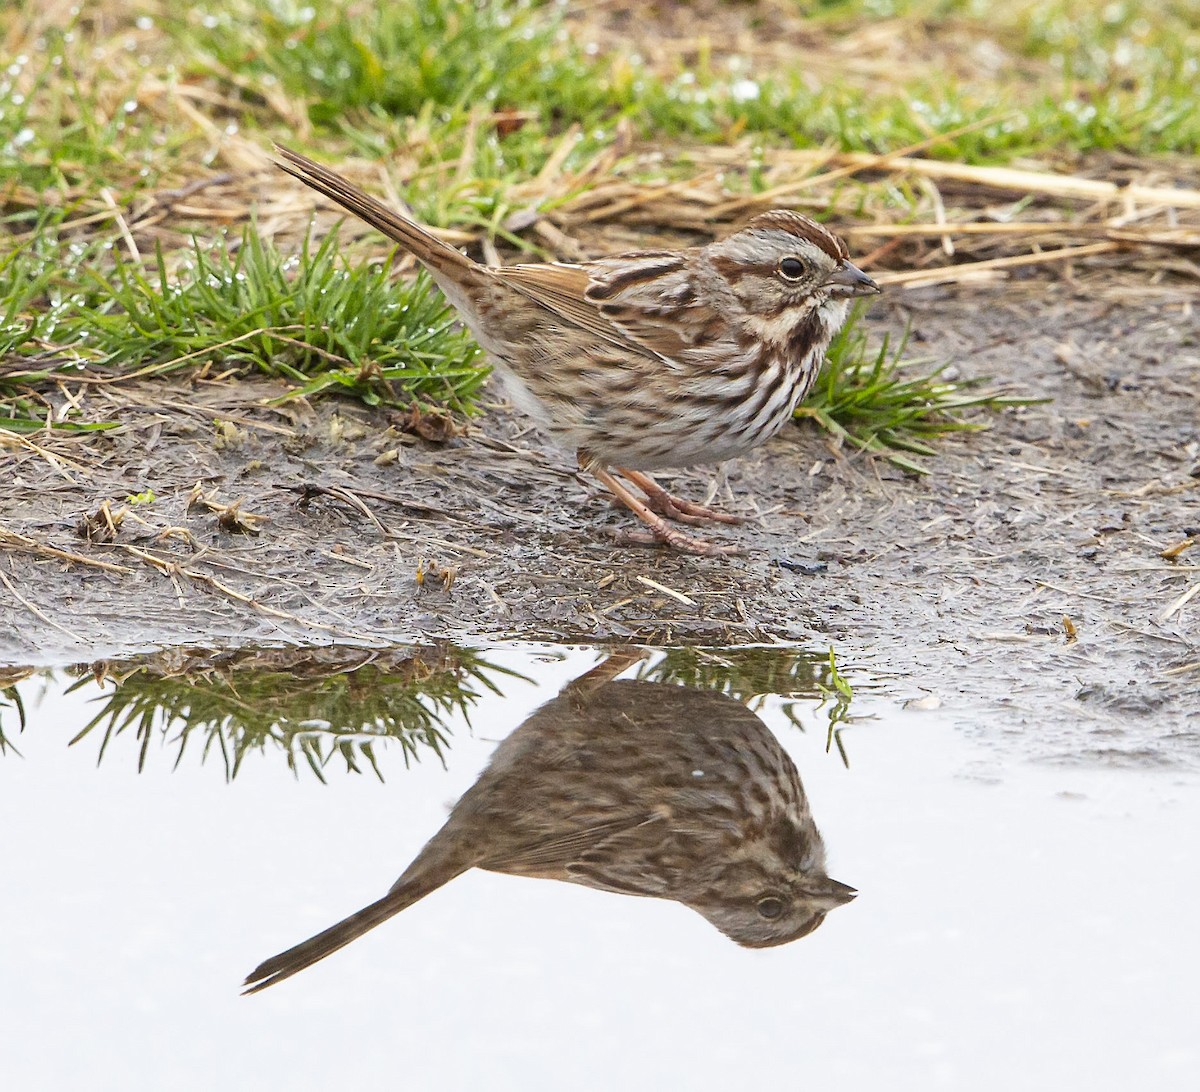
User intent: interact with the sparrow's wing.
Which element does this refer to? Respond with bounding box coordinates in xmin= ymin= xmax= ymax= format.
xmin=493 ymin=262 xmax=624 ymax=346
xmin=495 ymin=252 xmax=729 ymax=364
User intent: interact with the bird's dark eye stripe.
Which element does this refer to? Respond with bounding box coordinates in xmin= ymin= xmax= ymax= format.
xmin=778 ymin=258 xmax=806 ymax=280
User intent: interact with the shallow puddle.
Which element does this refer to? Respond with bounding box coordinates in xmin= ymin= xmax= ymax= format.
xmin=2 ymin=643 xmax=1196 ymax=1090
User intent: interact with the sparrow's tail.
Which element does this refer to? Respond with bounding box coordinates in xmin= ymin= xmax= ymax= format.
xmin=274 ymin=144 xmax=481 ymax=282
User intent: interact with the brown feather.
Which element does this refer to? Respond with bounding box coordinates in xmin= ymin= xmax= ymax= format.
xmin=743 ymin=210 xmax=849 ymax=260
xmin=274 ymin=145 xmax=480 ymax=279
xmin=493 ymin=263 xmax=641 ymax=353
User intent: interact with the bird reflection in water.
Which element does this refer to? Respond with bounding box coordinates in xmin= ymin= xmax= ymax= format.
xmin=244 ymin=654 xmax=855 ymax=993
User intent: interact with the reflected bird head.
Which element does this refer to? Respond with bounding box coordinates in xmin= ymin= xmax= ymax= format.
xmin=694 ymin=872 xmax=857 ymax=948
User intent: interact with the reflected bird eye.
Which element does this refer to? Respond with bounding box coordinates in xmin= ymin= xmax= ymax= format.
xmin=756 ymin=895 xmax=785 ymax=920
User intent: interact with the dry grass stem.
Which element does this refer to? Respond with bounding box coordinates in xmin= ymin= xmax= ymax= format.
xmin=0 ymin=528 xmax=136 ymax=574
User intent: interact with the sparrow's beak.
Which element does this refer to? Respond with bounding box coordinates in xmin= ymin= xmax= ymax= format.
xmin=825 ymin=260 xmax=880 ymax=297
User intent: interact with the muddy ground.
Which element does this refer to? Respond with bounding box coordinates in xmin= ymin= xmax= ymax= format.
xmin=2 ymin=284 xmax=1197 ymax=754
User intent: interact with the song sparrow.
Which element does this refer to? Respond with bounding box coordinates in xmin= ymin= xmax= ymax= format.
xmin=275 ymin=147 xmax=879 ymax=555
xmin=243 ymin=672 xmax=855 ymax=993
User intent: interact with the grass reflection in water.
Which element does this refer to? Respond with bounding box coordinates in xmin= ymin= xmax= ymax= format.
xmin=63 ymin=644 xmax=526 ymax=781
xmin=0 ymin=643 xmax=866 ymax=776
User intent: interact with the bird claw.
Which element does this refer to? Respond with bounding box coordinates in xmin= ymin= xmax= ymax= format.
xmin=639 ymin=489 xmax=745 ymax=526
xmin=615 ymin=467 xmax=744 ymax=527
xmin=592 ymin=466 xmax=743 ymax=557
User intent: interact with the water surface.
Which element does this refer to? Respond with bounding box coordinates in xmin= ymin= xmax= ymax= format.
xmin=1 ymin=644 xmax=1196 ymax=1090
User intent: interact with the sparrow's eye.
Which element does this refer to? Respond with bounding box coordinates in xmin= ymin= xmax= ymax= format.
xmin=778 ymin=257 xmax=806 ymax=281
xmin=756 ymin=895 xmax=785 ymax=920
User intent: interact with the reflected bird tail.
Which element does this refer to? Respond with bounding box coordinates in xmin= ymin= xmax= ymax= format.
xmin=242 ymin=848 xmax=469 ymax=994
xmin=242 ymin=894 xmax=402 ymax=995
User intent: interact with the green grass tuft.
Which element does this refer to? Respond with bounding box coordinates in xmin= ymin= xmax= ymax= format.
xmin=0 ymin=220 xmax=488 ymax=428
xmin=799 ymin=304 xmax=1038 ymax=474
xmin=77 ymin=226 xmax=487 ymax=407
xmin=0 ymin=211 xmax=108 ymax=431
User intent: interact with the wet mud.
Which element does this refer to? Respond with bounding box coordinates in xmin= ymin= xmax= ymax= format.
xmin=1 ymin=285 xmax=1197 ymax=745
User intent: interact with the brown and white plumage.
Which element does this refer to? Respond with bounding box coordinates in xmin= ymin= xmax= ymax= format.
xmin=243 ymin=677 xmax=856 ymax=993
xmin=274 ymin=146 xmax=879 ymax=554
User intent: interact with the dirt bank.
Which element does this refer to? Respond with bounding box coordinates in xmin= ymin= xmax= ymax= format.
xmin=2 ymin=285 xmax=1197 ymax=749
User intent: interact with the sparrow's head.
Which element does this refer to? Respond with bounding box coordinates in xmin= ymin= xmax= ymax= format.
xmin=706 ymin=210 xmax=879 ymax=321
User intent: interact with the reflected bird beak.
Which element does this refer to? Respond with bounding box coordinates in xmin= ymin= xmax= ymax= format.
xmin=804 ymin=877 xmax=859 ymax=911
xmin=825 ymin=260 xmax=880 ymax=297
